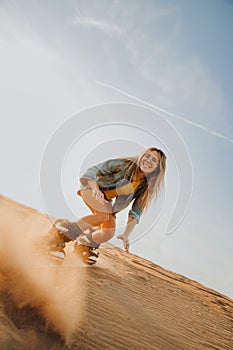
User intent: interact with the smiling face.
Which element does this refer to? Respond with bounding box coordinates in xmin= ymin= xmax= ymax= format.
xmin=139 ymin=149 xmax=160 ymax=174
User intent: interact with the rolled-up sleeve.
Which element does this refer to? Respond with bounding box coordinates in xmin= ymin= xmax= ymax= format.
xmin=80 ymin=159 xmax=117 ymax=186
xmin=80 ymin=165 xmax=100 ymax=185
xmin=128 ymin=198 xmax=143 ymax=224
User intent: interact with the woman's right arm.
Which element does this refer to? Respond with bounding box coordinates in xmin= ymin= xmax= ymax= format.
xmin=80 ymin=159 xmax=116 ymax=204
xmin=87 ymin=179 xmax=108 ymax=204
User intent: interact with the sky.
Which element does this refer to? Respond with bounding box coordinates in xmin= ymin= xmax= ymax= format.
xmin=0 ymin=0 xmax=233 ymax=298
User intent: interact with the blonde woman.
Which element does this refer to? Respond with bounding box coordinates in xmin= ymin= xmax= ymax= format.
xmin=47 ymin=147 xmax=166 ymax=264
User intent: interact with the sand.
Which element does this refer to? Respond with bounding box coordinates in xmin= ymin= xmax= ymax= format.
xmin=0 ymin=195 xmax=232 ymax=349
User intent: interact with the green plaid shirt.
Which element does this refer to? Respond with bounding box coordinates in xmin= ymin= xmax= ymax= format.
xmin=80 ymin=158 xmax=146 ymax=223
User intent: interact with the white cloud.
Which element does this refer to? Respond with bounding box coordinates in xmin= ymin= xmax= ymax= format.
xmin=121 ymin=13 xmax=228 ymax=128
xmin=69 ymin=1 xmax=227 ymax=129
xmin=1 ymin=0 xmax=229 ymax=130
xmin=72 ymin=13 xmax=123 ymax=37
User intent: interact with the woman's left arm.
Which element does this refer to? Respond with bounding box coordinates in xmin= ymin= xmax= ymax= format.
xmin=117 ymin=217 xmax=137 ymax=253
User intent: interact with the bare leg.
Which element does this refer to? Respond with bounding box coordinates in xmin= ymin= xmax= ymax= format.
xmin=76 ymin=188 xmax=113 ymax=232
xmin=92 ymin=214 xmax=116 ymax=244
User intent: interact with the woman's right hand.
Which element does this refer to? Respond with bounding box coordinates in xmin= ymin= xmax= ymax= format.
xmin=87 ymin=180 xmax=108 ymax=204
xmin=92 ymin=188 xmax=108 ymax=204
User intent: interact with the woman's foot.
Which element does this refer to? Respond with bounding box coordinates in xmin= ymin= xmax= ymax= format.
xmin=74 ymin=243 xmax=99 ymax=265
xmin=47 ymin=219 xmax=82 ymax=261
xmin=74 ymin=228 xmax=101 ymax=265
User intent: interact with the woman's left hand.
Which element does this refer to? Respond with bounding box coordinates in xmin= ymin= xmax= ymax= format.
xmin=117 ymin=234 xmax=129 ymax=253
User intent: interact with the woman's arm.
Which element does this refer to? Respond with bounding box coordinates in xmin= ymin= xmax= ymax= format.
xmin=117 ymin=217 xmax=137 ymax=252
xmin=87 ymin=179 xmax=108 ymax=204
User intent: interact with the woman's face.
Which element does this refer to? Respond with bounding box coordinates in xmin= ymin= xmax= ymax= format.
xmin=139 ymin=149 xmax=160 ymax=174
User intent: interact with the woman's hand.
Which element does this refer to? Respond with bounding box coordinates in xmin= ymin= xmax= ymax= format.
xmin=117 ymin=218 xmax=137 ymax=253
xmin=92 ymin=188 xmax=108 ymax=204
xmin=87 ymin=179 xmax=108 ymax=204
xmin=117 ymin=234 xmax=129 ymax=253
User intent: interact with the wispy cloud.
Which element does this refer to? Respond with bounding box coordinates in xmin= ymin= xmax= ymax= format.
xmin=2 ymin=0 xmax=230 ymax=133
xmin=95 ymin=80 xmax=233 ymax=144
xmin=72 ymin=13 xmax=123 ymax=37
xmin=119 ymin=8 xmax=229 ymax=130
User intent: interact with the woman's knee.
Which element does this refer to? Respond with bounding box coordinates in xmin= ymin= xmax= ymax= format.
xmin=101 ymin=226 xmax=115 ymax=241
xmin=96 ymin=212 xmax=110 ymax=223
xmin=102 ymin=214 xmax=116 ymax=239
xmin=80 ymin=189 xmax=112 ymax=215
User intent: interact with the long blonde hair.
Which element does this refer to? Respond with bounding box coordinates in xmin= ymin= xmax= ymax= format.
xmin=122 ymin=147 xmax=166 ymax=211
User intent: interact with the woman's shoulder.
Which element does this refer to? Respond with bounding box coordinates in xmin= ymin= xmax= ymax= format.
xmin=115 ymin=157 xmax=132 ymax=164
xmin=96 ymin=158 xmax=133 ymax=176
xmin=105 ymin=157 xmax=132 ymax=167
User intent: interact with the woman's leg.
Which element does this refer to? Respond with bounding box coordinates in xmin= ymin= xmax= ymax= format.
xmin=92 ymin=214 xmax=116 ymax=244
xmin=76 ymin=188 xmax=113 ymax=232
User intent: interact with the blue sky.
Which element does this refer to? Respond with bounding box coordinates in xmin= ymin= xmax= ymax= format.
xmin=0 ymin=0 xmax=233 ymax=298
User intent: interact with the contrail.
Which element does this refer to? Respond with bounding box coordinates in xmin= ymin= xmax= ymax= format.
xmin=95 ymin=80 xmax=233 ymax=144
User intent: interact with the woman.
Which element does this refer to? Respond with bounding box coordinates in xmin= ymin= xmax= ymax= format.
xmin=47 ymin=147 xmax=166 ymax=264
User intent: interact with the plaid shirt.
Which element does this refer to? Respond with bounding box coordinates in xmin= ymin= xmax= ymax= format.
xmin=80 ymin=158 xmax=146 ymax=223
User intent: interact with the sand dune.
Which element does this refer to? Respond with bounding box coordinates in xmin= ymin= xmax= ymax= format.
xmin=0 ymin=195 xmax=232 ymax=349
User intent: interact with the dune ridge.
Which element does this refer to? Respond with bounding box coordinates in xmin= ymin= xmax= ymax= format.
xmin=0 ymin=195 xmax=232 ymax=350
